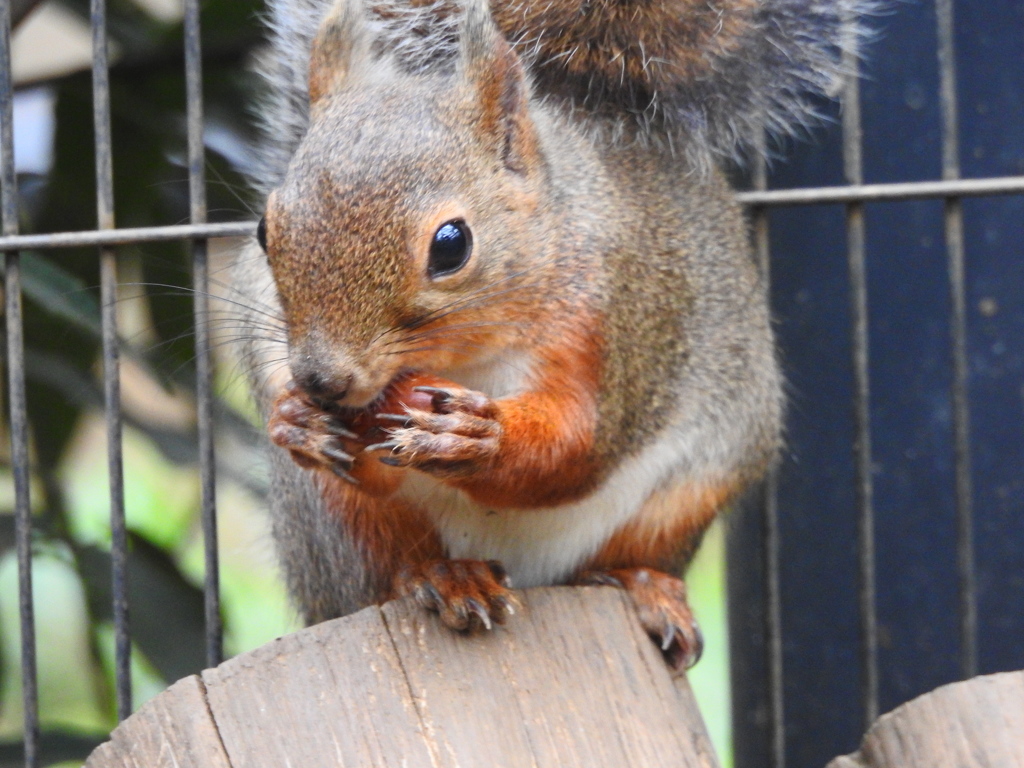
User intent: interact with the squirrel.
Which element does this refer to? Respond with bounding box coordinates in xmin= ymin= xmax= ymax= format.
xmin=233 ymin=0 xmax=871 ymax=669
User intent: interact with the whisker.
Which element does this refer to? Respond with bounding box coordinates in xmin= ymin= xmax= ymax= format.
xmin=117 ymin=281 xmax=285 ymax=324
xmin=163 ymin=339 xmax=288 ymax=381
xmin=137 ymin=299 xmax=287 ymax=332
xmin=402 ymin=286 xmax=530 ymax=332
xmin=206 ymin=161 xmax=260 ymax=217
xmin=55 ymin=241 xmax=276 ymax=320
xmin=144 ymin=332 xmax=286 ymax=361
xmin=413 ymin=272 xmax=527 ymax=320
xmin=384 ymin=343 xmax=485 ymax=356
xmin=379 ymin=271 xmax=529 ymax=340
xmin=388 ymin=319 xmax=526 ymax=346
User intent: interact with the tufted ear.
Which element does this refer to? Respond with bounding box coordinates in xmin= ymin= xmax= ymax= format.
xmin=459 ymin=0 xmax=538 ymax=174
xmin=309 ymin=0 xmax=373 ymax=105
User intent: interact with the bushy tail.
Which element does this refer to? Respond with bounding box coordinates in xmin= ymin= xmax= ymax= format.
xmin=495 ymin=0 xmax=879 ymax=162
xmin=252 ymin=0 xmax=878 ymax=190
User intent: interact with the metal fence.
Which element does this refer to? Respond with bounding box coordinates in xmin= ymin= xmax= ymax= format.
xmin=0 ymin=1 xmax=1022 ymax=767
xmin=1 ymin=1 xmax=233 ymax=763
xmin=729 ymin=2 xmax=1024 ymax=766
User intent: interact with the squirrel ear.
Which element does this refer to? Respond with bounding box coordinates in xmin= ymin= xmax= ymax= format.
xmin=459 ymin=0 xmax=537 ymax=173
xmin=309 ymin=0 xmax=372 ymax=105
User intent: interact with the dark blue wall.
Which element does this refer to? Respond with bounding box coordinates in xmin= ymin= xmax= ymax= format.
xmin=730 ymin=2 xmax=1024 ymax=766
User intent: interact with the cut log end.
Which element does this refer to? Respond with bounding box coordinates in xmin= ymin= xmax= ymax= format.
xmin=85 ymin=586 xmax=721 ymax=768
xmin=826 ymin=670 xmax=1024 ymax=768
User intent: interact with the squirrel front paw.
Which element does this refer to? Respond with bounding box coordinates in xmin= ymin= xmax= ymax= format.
xmin=395 ymin=559 xmax=518 ymax=632
xmin=268 ymin=382 xmax=361 ymax=484
xmin=365 ymin=384 xmax=501 ymax=478
xmin=576 ymin=568 xmax=703 ymax=672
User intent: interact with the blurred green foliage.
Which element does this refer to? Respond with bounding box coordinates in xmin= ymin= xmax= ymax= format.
xmin=0 ymin=1 xmax=301 ymax=765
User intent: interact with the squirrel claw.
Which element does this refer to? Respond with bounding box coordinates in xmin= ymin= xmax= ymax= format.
xmin=412 ymin=386 xmax=454 ymax=414
xmin=464 ymin=597 xmax=493 ymax=631
xmin=375 ymin=412 xmax=413 ymax=426
xmin=661 ymin=621 xmax=677 ymax=652
xmin=412 ymin=580 xmax=445 ymax=611
xmin=395 ymin=558 xmax=517 ymax=633
xmin=362 ymin=407 xmax=500 ymax=477
xmin=489 ymin=593 xmax=517 ymax=618
xmin=324 ymin=421 xmax=359 ymax=440
xmin=322 ymin=444 xmax=354 ymax=467
xmin=364 ymin=440 xmax=400 ymax=454
xmin=329 ymin=465 xmax=359 ymax=485
xmin=412 ymin=385 xmax=498 ymax=419
xmin=576 ymin=571 xmax=624 ymax=589
xmin=574 ymin=567 xmax=702 ymax=672
xmin=484 ymin=559 xmax=512 ymax=588
xmin=269 ymin=387 xmax=364 ymax=480
xmin=674 ymin=622 xmax=704 ymax=669
xmin=412 ymin=385 xmax=450 ymax=398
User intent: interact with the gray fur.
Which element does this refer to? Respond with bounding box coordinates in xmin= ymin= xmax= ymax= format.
xmin=267 ymin=446 xmax=375 ymax=623
xmin=250 ymin=0 xmax=327 ymax=196
xmin=249 ymin=0 xmax=879 ymax=196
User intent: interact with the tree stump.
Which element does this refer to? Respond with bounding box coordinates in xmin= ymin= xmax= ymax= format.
xmin=827 ymin=670 xmax=1024 ymax=768
xmin=84 ymin=586 xmax=720 ymax=768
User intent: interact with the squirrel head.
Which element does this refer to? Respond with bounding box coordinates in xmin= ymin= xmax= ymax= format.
xmin=260 ymin=0 xmax=548 ymax=407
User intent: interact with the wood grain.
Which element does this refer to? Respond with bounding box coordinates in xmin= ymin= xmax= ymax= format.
xmin=83 ymin=675 xmax=231 ymax=768
xmin=85 ymin=586 xmax=721 ymax=768
xmin=381 ymin=585 xmax=720 ymax=768
xmin=201 ymin=603 xmax=438 ymax=768
xmin=827 ymin=670 xmax=1024 ymax=768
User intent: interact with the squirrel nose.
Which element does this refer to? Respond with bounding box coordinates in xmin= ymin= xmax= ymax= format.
xmin=295 ymin=367 xmax=353 ymax=402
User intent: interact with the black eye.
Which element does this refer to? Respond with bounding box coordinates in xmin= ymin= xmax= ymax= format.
xmin=256 ymin=215 xmax=267 ymax=252
xmin=428 ymin=220 xmax=472 ymax=278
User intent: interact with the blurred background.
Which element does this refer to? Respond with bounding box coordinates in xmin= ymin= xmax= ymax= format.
xmin=0 ymin=0 xmax=299 ymax=764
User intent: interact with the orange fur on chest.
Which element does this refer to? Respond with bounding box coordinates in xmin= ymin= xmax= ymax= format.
xmin=317 ymin=473 xmax=444 ymax=599
xmin=454 ymin=313 xmax=606 ymax=508
xmin=306 ymin=311 xmax=618 ymax=591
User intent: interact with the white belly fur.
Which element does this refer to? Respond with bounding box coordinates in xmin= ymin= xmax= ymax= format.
xmin=398 ymin=428 xmax=700 ymax=587
xmin=396 ymin=352 xmax=729 ymax=588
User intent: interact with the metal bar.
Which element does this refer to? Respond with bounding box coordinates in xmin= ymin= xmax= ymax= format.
xmin=0 ymin=175 xmax=1016 ymax=254
xmin=184 ymin=0 xmax=222 ymax=669
xmin=761 ymin=469 xmax=785 ymax=768
xmin=842 ymin=13 xmax=879 ymax=729
xmin=752 ymin=144 xmax=786 ymax=768
xmin=91 ymin=0 xmax=130 ymax=721
xmin=1 ymin=0 xmax=39 ymax=763
xmin=0 ymin=171 xmax=1020 ymax=253
xmin=0 ymin=221 xmax=254 ymax=250
xmin=735 ymin=176 xmax=1024 ymax=206
xmin=936 ymin=0 xmax=977 ymax=681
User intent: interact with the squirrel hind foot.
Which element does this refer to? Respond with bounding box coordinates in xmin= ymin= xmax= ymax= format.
xmin=394 ymin=558 xmax=518 ymax=632
xmin=575 ymin=567 xmax=703 ymax=672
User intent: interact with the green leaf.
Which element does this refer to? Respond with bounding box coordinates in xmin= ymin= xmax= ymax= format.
xmin=0 ymin=550 xmax=110 ymax=740
xmin=20 ymin=253 xmax=102 ymax=338
xmin=77 ymin=535 xmax=207 ymax=684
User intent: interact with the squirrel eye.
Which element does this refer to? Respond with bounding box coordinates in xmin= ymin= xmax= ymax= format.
xmin=428 ymin=220 xmax=472 ymax=278
xmin=256 ymin=216 xmax=268 ymax=253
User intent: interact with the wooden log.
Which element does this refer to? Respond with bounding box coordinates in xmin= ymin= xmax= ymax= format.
xmin=84 ymin=676 xmax=232 ymax=768
xmin=827 ymin=670 xmax=1024 ymax=768
xmin=85 ymin=586 xmax=720 ymax=768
